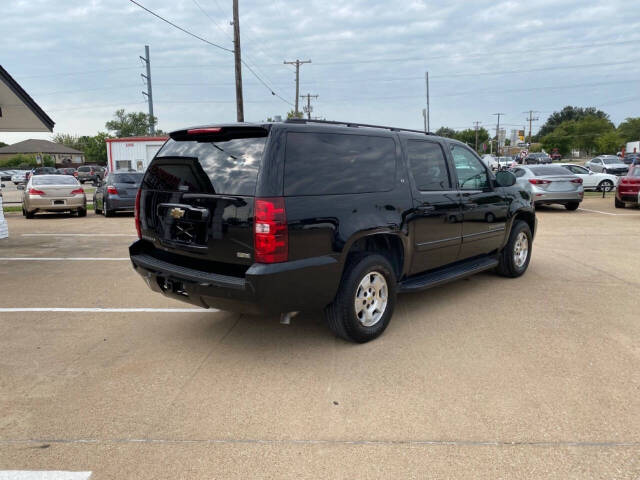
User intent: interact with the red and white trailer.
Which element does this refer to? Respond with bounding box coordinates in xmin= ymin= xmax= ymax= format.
xmin=105 ymin=136 xmax=168 ymax=173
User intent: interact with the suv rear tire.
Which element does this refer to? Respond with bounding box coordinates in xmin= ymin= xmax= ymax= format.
xmin=324 ymin=253 xmax=396 ymax=343
xmin=496 ymin=220 xmax=532 ymax=278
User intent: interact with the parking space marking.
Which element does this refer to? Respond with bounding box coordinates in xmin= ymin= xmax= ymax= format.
xmin=22 ymin=233 xmax=136 ymax=237
xmin=0 ymin=257 xmax=129 ymax=261
xmin=0 ymin=308 xmax=215 ymax=313
xmin=578 ymin=208 xmax=640 ymax=216
xmin=0 ymin=472 xmax=92 ymax=480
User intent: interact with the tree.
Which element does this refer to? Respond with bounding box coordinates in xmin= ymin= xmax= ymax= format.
xmin=105 ymin=109 xmax=157 ymax=137
xmin=541 ymin=121 xmax=576 ymax=156
xmin=617 ymin=117 xmax=640 ymax=143
xmin=0 ymin=141 xmax=7 ymax=148
xmin=537 ymin=106 xmax=609 ymax=138
xmin=52 ymin=133 xmax=83 ymax=150
xmin=435 ymin=127 xmax=456 ymax=138
xmin=573 ymin=116 xmax=614 ymax=155
xmin=286 ymin=110 xmax=303 ymax=120
xmin=454 ymin=128 xmax=489 ymax=151
xmin=595 ymin=131 xmax=623 ymax=155
xmin=84 ymin=132 xmax=112 ymax=165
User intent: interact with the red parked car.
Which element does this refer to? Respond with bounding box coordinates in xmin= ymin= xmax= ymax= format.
xmin=615 ymin=165 xmax=640 ymax=208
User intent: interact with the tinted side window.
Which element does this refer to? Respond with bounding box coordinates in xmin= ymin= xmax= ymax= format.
xmin=407 ymin=140 xmax=451 ymax=191
xmin=513 ymin=168 xmax=526 ymax=178
xmin=284 ymin=132 xmax=396 ymax=196
xmin=450 ymin=144 xmax=490 ymax=190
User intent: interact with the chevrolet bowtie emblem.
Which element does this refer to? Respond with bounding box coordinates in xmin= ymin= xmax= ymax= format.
xmin=170 ymin=207 xmax=185 ymax=219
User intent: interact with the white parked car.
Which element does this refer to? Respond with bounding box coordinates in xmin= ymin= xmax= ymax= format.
xmin=481 ymin=154 xmax=498 ymax=170
xmin=11 ymin=171 xmax=27 ymax=185
xmin=558 ymin=164 xmax=619 ymax=191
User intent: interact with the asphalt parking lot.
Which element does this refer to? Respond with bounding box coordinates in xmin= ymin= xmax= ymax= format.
xmin=1 ymin=197 xmax=639 ymax=479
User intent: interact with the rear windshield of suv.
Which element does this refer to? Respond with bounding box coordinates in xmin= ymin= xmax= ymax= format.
xmin=284 ymin=132 xmax=396 ymax=196
xmin=151 ymin=137 xmax=266 ymax=195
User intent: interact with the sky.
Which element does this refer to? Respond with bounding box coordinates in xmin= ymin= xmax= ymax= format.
xmin=1 ymin=0 xmax=639 ymax=144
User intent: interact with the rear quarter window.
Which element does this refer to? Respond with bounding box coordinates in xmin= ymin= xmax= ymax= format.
xmin=284 ymin=132 xmax=396 ymax=196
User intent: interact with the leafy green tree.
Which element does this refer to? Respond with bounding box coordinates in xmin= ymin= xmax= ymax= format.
xmin=52 ymin=133 xmax=83 ymax=150
xmin=105 ymin=109 xmax=157 ymax=137
xmin=617 ymin=117 xmax=640 ymax=143
xmin=286 ymin=110 xmax=303 ymax=120
xmin=541 ymin=121 xmax=576 ymax=156
xmin=435 ymin=127 xmax=456 ymax=138
xmin=0 ymin=141 xmax=7 ymax=148
xmin=84 ymin=132 xmax=112 ymax=165
xmin=595 ymin=131 xmax=623 ymax=154
xmin=537 ymin=106 xmax=609 ymax=138
xmin=574 ymin=116 xmax=614 ymax=154
xmin=454 ymin=128 xmax=489 ymax=151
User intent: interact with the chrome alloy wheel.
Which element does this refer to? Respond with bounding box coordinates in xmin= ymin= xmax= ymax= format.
xmin=513 ymin=231 xmax=529 ymax=268
xmin=354 ymin=271 xmax=388 ymax=327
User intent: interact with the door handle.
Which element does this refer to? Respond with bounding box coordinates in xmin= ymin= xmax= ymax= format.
xmin=465 ymin=203 xmax=478 ymax=208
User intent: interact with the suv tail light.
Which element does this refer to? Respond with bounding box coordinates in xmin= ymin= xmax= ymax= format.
xmin=106 ymin=186 xmax=118 ymax=195
xmin=134 ymin=188 xmax=141 ymax=239
xmin=28 ymin=188 xmax=45 ymax=195
xmin=570 ymin=178 xmax=583 ymax=184
xmin=254 ymin=197 xmax=288 ymax=263
xmin=70 ymin=188 xmax=84 ymax=195
xmin=528 ymin=179 xmax=551 ymax=185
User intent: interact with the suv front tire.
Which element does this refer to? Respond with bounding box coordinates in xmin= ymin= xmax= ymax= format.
xmin=325 ymin=253 xmax=397 ymax=343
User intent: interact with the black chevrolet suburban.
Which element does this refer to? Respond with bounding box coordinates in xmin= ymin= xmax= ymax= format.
xmin=130 ymin=120 xmax=536 ymax=342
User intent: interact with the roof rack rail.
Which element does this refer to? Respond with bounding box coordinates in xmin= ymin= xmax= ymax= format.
xmin=284 ymin=118 xmax=434 ymax=135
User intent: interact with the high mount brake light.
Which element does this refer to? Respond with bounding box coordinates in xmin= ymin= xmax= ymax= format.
xmin=187 ymin=128 xmax=222 ymax=135
xmin=254 ymin=197 xmax=288 ymax=263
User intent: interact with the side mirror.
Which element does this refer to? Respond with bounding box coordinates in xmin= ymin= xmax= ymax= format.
xmin=495 ymin=170 xmax=517 ymax=187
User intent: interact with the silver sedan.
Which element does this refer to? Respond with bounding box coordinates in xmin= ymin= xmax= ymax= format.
xmin=511 ymin=165 xmax=584 ymax=210
xmin=23 ymin=174 xmax=87 ymax=218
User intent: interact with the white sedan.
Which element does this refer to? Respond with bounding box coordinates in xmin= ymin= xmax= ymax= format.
xmin=558 ymin=164 xmax=619 ymax=191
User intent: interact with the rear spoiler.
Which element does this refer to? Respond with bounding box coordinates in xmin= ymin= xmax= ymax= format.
xmin=170 ymin=125 xmax=269 ymax=142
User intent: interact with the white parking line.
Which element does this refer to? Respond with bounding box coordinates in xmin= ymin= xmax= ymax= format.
xmin=579 ymin=208 xmax=640 ymax=216
xmin=0 ymin=257 xmax=129 ymax=261
xmin=0 ymin=308 xmax=216 ymax=315
xmin=0 ymin=472 xmax=92 ymax=480
xmin=22 ymin=233 xmax=136 ymax=237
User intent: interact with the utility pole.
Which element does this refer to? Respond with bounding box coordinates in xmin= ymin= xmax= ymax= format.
xmin=300 ymin=93 xmax=318 ymax=120
xmin=284 ymin=59 xmax=311 ymax=116
xmin=232 ymin=0 xmax=244 ymax=122
xmin=493 ymin=113 xmax=504 ymax=156
xmin=524 ymin=110 xmax=539 ymax=146
xmin=473 ymin=121 xmax=481 ymax=152
xmin=424 ymin=71 xmax=430 ymax=132
xmin=140 ymin=45 xmax=155 ymax=135
xmin=422 ymin=109 xmax=427 ymax=133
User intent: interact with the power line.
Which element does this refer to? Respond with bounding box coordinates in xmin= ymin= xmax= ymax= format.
xmin=129 ymin=0 xmax=232 ymax=53
xmin=128 ymin=0 xmax=292 ymax=107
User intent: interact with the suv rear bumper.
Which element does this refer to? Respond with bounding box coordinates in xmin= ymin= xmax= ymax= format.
xmin=129 ymin=241 xmax=341 ymax=314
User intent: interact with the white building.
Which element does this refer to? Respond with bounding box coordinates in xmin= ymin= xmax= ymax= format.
xmin=106 ymin=136 xmax=168 ymax=172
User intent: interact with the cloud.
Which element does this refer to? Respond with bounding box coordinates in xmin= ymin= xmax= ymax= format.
xmin=1 ymin=0 xmax=638 ymax=144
